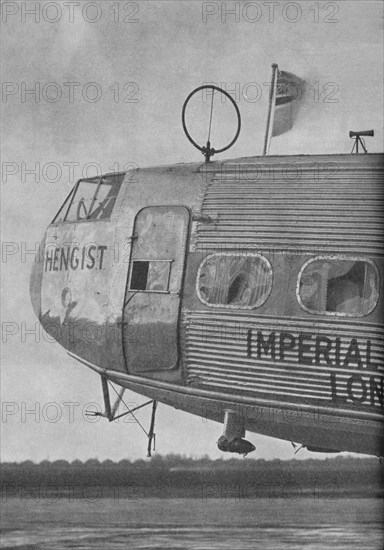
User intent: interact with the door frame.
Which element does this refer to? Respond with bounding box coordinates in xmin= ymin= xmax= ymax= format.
xmin=121 ymin=205 xmax=191 ymax=374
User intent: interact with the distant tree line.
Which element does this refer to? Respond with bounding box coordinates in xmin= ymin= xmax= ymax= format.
xmin=1 ymin=455 xmax=383 ymax=499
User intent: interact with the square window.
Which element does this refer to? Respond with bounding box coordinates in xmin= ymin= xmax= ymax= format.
xmin=130 ymin=261 xmax=150 ymax=290
xmin=130 ymin=260 xmax=171 ymax=292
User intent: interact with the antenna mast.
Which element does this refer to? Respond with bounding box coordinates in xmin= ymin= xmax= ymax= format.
xmin=350 ymin=130 xmax=374 ymax=153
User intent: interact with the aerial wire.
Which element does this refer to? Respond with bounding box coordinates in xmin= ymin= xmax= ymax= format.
xmin=207 ymin=88 xmax=215 ymax=143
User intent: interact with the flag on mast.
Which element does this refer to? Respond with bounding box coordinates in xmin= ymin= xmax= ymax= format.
xmin=263 ymin=64 xmax=305 ymax=155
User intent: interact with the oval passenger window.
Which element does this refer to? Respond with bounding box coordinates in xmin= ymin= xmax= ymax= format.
xmin=197 ymin=253 xmax=272 ymax=309
xmin=298 ymin=258 xmax=379 ymax=317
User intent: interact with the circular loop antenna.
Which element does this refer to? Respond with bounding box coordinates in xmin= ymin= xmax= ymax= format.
xmin=182 ymin=85 xmax=241 ymax=161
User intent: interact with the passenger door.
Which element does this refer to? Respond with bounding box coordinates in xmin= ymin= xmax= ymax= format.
xmin=123 ymin=206 xmax=189 ymax=372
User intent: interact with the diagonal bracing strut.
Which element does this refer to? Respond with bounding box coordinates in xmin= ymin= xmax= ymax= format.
xmin=85 ymin=374 xmax=158 ymax=456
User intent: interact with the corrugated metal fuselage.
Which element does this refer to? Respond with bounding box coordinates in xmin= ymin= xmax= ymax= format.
xmin=30 ymin=154 xmax=384 ymax=455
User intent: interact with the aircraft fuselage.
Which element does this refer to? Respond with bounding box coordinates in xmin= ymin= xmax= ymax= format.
xmin=30 ymin=154 xmax=384 ymax=455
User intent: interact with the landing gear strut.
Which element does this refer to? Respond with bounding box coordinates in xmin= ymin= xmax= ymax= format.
xmin=217 ymin=410 xmax=255 ymax=457
xmin=85 ymin=375 xmax=158 ymax=457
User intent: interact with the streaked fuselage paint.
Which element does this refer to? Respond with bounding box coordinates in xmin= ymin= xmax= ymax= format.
xmin=30 ymin=154 xmax=384 ymax=455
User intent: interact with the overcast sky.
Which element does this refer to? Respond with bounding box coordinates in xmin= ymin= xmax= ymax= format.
xmin=1 ymin=0 xmax=383 ymax=463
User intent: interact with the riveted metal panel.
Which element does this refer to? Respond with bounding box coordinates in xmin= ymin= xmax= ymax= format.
xmin=183 ymin=309 xmax=384 ymax=421
xmin=196 ymin=154 xmax=384 ymax=256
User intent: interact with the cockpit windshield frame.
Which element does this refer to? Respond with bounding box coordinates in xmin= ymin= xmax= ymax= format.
xmin=50 ymin=172 xmax=125 ymax=224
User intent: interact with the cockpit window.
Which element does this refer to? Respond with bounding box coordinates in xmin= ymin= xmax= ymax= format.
xmin=197 ymin=253 xmax=272 ymax=309
xmin=52 ymin=173 xmax=125 ymax=223
xmin=52 ymin=188 xmax=74 ymax=223
xmin=298 ymin=257 xmax=379 ymax=317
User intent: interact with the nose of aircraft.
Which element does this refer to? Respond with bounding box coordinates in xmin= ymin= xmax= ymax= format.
xmin=30 ymin=236 xmax=45 ymax=320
